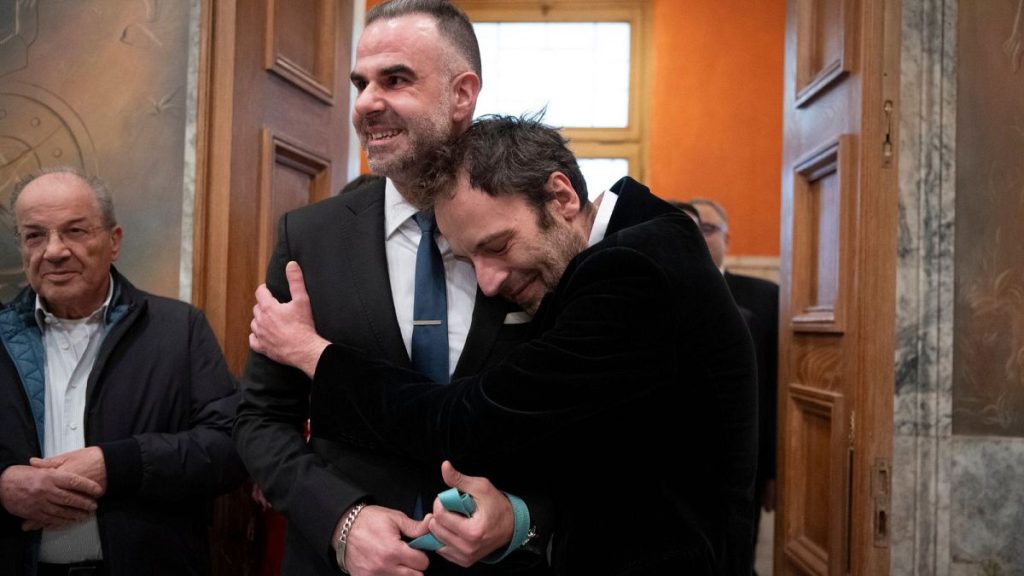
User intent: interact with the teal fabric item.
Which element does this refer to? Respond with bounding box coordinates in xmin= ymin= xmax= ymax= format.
xmin=481 ymin=492 xmax=531 ymax=564
xmin=407 ymin=487 xmax=476 ymax=551
xmin=406 ymin=487 xmax=532 ymax=564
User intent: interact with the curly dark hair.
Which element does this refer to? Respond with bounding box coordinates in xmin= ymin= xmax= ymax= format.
xmin=417 ymin=113 xmax=589 ymax=227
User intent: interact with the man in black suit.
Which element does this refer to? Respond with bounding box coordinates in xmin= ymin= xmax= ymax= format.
xmin=690 ymin=197 xmax=779 ymax=570
xmin=250 ymin=115 xmax=759 ymax=575
xmin=234 ymin=2 xmax=548 ymax=575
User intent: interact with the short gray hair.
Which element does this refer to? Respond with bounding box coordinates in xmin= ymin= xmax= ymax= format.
xmin=11 ymin=166 xmax=118 ymax=230
xmin=688 ymin=198 xmax=728 ymax=228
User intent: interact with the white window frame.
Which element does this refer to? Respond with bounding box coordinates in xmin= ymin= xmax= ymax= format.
xmin=458 ymin=0 xmax=652 ymax=184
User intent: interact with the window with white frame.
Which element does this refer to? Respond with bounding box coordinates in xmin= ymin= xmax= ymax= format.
xmin=460 ymin=0 xmax=650 ymax=194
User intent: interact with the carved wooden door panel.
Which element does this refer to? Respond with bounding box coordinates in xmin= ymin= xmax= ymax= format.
xmin=195 ymin=0 xmax=353 ymax=372
xmin=776 ymin=0 xmax=899 ymax=574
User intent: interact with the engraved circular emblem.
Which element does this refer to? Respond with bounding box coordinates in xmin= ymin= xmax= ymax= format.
xmin=0 ymin=83 xmax=97 ymax=300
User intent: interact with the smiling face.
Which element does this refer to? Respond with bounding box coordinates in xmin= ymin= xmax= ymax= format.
xmin=350 ymin=14 xmax=479 ymax=192
xmin=14 ymin=172 xmax=122 ymax=319
xmin=436 ymin=172 xmax=589 ymax=314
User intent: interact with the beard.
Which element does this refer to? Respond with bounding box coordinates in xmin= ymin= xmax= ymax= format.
xmin=525 ymin=217 xmax=589 ymax=314
xmin=360 ymin=92 xmax=453 ymax=196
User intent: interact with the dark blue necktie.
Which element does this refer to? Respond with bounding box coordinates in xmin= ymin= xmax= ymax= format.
xmin=411 ymin=212 xmax=449 ymax=384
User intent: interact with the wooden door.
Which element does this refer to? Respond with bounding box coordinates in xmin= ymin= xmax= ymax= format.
xmin=195 ymin=0 xmax=353 ymax=372
xmin=776 ymin=0 xmax=899 ymax=574
xmin=190 ymin=2 xmax=353 ymax=573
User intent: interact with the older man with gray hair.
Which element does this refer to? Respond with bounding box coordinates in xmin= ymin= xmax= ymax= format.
xmin=0 ymin=168 xmax=245 ymax=576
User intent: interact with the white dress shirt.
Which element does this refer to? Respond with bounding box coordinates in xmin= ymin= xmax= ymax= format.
xmin=35 ymin=277 xmax=113 ymax=562
xmin=588 ymin=189 xmax=619 ymax=246
xmin=383 ymin=180 xmax=477 ymax=378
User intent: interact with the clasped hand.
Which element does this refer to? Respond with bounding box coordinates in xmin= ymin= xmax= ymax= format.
xmin=0 ymin=447 xmax=106 ymax=531
xmin=250 ymin=260 xmax=328 ymax=378
xmin=340 ymin=462 xmax=515 ymax=576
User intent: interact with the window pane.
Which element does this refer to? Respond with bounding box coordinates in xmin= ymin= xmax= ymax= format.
xmin=578 ymin=158 xmax=629 ymax=193
xmin=474 ymin=22 xmax=631 ymax=128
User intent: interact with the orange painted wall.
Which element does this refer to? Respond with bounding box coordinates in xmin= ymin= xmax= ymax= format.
xmin=648 ymin=0 xmax=785 ymax=256
xmin=362 ymin=0 xmax=785 ymax=256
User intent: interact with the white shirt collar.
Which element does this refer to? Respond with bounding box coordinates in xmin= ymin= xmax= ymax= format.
xmin=35 ymin=273 xmax=115 ymax=329
xmin=587 ymin=189 xmax=619 ymax=246
xmin=384 ymin=178 xmax=422 ymax=239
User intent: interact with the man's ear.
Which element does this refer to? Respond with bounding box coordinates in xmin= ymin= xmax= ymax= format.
xmin=451 ymin=71 xmax=481 ymax=124
xmin=109 ymin=226 xmax=123 ymax=262
xmin=545 ymin=172 xmax=581 ymax=221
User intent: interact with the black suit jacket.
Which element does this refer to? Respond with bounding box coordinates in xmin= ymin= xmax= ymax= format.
xmin=310 ymin=178 xmax=759 ymax=575
xmin=233 ymin=179 xmax=546 ymax=575
xmin=724 ymin=272 xmax=779 ymax=496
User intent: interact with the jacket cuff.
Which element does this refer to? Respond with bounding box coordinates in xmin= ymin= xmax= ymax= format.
xmin=98 ymin=438 xmax=143 ymax=496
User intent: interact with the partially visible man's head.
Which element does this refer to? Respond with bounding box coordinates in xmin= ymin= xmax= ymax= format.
xmin=422 ymin=114 xmax=592 ymax=314
xmin=352 ymin=0 xmax=482 ymax=192
xmin=689 ymin=198 xmax=729 ymax=268
xmin=11 ymin=167 xmax=122 ymax=319
xmin=668 ymin=200 xmax=701 ymax=225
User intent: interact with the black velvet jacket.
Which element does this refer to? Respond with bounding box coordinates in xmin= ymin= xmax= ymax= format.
xmin=310 ymin=178 xmax=759 ymax=576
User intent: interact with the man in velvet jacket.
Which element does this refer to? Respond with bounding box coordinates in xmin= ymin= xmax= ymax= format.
xmin=250 ymin=115 xmax=759 ymax=575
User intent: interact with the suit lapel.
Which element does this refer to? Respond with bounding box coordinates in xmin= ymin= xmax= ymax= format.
xmin=335 ymin=185 xmax=412 ymax=367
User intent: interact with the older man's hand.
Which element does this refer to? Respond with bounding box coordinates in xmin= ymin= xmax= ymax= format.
xmin=0 ymin=464 xmax=102 ymax=530
xmin=31 ymin=446 xmax=108 ymax=494
xmin=250 ymin=261 xmax=329 ymax=378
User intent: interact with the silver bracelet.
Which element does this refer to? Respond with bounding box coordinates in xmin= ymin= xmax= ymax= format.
xmin=334 ymin=503 xmax=367 ymax=574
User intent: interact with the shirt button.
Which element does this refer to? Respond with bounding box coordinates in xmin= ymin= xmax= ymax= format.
xmin=69 ymin=422 xmax=78 ymax=430
xmin=61 ymin=342 xmax=69 ymax=350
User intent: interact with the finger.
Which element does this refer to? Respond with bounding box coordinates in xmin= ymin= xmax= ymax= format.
xmin=30 ymin=456 xmax=62 ymax=469
xmin=389 ymin=567 xmax=427 ymax=576
xmin=43 ymin=500 xmax=93 ymax=522
xmin=54 ymin=471 xmax=103 ymax=499
xmin=48 ymin=488 xmax=99 ymax=513
xmin=436 ymin=546 xmax=471 ymax=568
xmin=396 ymin=512 xmax=432 ymax=540
xmin=24 ymin=508 xmax=88 ymax=531
xmin=392 ymin=546 xmax=430 ymax=573
xmin=440 ymin=460 xmax=464 ymax=490
xmin=430 ymin=506 xmax=471 ymax=536
xmin=254 ymin=283 xmax=276 ymax=307
xmin=285 ymin=261 xmax=309 ymax=302
xmin=249 ymin=332 xmax=263 ymax=354
xmin=426 ymin=516 xmax=466 ymax=553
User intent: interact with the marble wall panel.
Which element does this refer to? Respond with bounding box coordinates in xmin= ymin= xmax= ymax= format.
xmin=895 ymin=1 xmax=1024 ymax=574
xmin=0 ymin=0 xmax=197 ymax=302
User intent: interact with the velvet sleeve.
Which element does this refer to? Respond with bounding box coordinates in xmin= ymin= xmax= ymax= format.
xmin=311 ymin=246 xmax=678 ymax=470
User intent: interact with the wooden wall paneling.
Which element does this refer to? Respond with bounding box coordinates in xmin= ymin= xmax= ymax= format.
xmin=783 ymin=383 xmax=849 ymax=576
xmin=795 ymin=0 xmax=857 ymax=107
xmin=195 ymin=2 xmax=353 ymax=574
xmin=264 ymin=0 xmax=337 ymax=103
xmin=790 ymin=135 xmax=856 ymax=332
xmin=779 ymin=0 xmax=896 ymax=573
xmin=258 ymin=129 xmax=332 ymax=271
xmin=196 ymin=0 xmax=351 ymax=373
